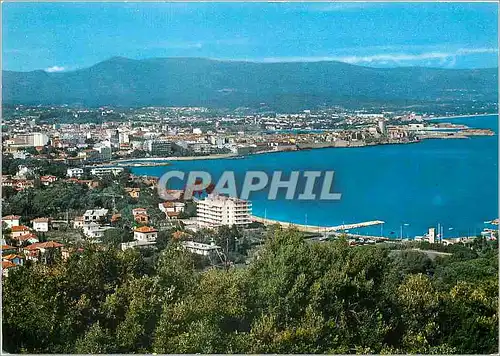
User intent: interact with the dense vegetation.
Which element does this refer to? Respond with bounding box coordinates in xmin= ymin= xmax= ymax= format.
xmin=3 ymin=228 xmax=497 ymax=354
xmin=3 ymin=57 xmax=497 ymax=111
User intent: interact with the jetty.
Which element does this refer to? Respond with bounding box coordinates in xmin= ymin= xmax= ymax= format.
xmin=252 ymin=216 xmax=387 ymax=240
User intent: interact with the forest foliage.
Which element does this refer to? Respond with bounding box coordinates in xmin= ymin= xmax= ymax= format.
xmin=2 ymin=228 xmax=498 ymax=354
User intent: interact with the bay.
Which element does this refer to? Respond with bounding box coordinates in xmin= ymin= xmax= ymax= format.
xmin=131 ymin=114 xmax=498 ymax=238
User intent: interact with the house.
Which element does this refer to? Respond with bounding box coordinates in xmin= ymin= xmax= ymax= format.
xmin=120 ymin=240 xmax=157 ymax=251
xmin=2 ymin=215 xmax=21 ymax=229
xmin=67 ymin=168 xmax=84 ymax=178
xmin=3 ymin=254 xmax=24 ymax=266
xmin=134 ymin=213 xmax=149 ymax=224
xmin=10 ymin=225 xmax=31 ymax=238
xmin=14 ymin=179 xmax=35 ymax=191
xmin=132 ymin=208 xmax=149 ymax=224
xmin=133 ymin=226 xmax=158 ymax=241
xmin=13 ymin=233 xmax=39 ymax=247
xmin=23 ymin=241 xmax=64 ymax=263
xmin=73 ymin=216 xmax=85 ymax=229
xmin=1 ymin=245 xmax=17 ymax=255
xmin=61 ymin=247 xmax=85 ymax=261
xmin=181 ymin=240 xmax=221 ymax=257
xmin=2 ymin=260 xmax=17 ymax=277
xmin=159 ymin=201 xmax=185 ymax=216
xmin=82 ymin=222 xmax=113 ymax=239
xmin=83 ymin=208 xmax=109 ymax=223
xmin=111 ymin=214 xmax=122 ymax=223
xmin=32 ymin=217 xmax=50 ymax=232
xmin=125 ymin=187 xmax=140 ymax=199
xmin=90 ymin=167 xmax=124 ymax=177
xmin=132 ymin=208 xmax=147 ymax=216
xmin=40 ymin=175 xmax=58 ymax=185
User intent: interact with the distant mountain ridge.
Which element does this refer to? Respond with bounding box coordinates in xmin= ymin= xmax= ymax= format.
xmin=3 ymin=57 xmax=498 ymax=110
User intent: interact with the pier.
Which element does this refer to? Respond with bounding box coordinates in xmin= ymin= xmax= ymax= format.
xmin=251 ymin=216 xmax=387 ymax=240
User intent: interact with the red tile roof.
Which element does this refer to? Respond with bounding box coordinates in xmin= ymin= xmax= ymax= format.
xmin=2 ymin=261 xmax=16 ymax=269
xmin=15 ymin=233 xmax=39 ymax=242
xmin=3 ymin=254 xmax=22 ymax=261
xmin=24 ymin=241 xmax=64 ymax=250
xmin=11 ymin=225 xmax=30 ymax=232
xmin=134 ymin=226 xmax=158 ymax=233
xmin=42 ymin=241 xmax=64 ymax=248
xmin=1 ymin=245 xmax=16 ymax=251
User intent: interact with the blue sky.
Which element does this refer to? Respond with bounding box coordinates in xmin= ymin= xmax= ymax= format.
xmin=2 ymin=2 xmax=498 ymax=72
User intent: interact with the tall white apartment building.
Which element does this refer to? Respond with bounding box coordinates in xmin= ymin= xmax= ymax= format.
xmin=196 ymin=194 xmax=252 ymax=227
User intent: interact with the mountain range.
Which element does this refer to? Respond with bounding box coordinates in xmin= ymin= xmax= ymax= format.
xmin=3 ymin=57 xmax=498 ymax=110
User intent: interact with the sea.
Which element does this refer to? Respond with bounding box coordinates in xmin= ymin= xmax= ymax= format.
xmin=131 ymin=114 xmax=498 ymax=238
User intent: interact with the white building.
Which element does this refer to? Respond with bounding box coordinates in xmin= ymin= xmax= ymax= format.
xmin=33 ymin=132 xmax=50 ymax=146
xmin=83 ymin=222 xmax=112 ymax=239
xmin=428 ymin=227 xmax=436 ymax=244
xmin=10 ymin=225 xmax=31 ymax=238
xmin=14 ymin=132 xmax=49 ymax=147
xmin=2 ymin=215 xmax=20 ymax=229
xmin=67 ymin=168 xmax=84 ymax=178
xmin=133 ymin=226 xmax=158 ymax=241
xmin=90 ymin=167 xmax=124 ymax=177
xmin=378 ymin=119 xmax=387 ymax=135
xmin=32 ymin=217 xmax=50 ymax=232
xmin=196 ymin=194 xmax=252 ymax=227
xmin=120 ymin=240 xmax=157 ymax=251
xmin=181 ymin=240 xmax=221 ymax=256
xmin=159 ymin=202 xmax=185 ymax=217
xmin=83 ymin=208 xmax=109 ymax=223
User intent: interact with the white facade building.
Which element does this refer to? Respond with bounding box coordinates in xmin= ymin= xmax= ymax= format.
xmin=2 ymin=215 xmax=20 ymax=229
xmin=181 ymin=240 xmax=221 ymax=256
xmin=90 ymin=167 xmax=124 ymax=177
xmin=196 ymin=194 xmax=252 ymax=227
xmin=67 ymin=168 xmax=84 ymax=178
xmin=83 ymin=208 xmax=109 ymax=223
xmin=32 ymin=218 xmax=50 ymax=232
xmin=133 ymin=226 xmax=158 ymax=241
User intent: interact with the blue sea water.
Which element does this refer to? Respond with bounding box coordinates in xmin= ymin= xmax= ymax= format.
xmin=131 ymin=115 xmax=498 ymax=238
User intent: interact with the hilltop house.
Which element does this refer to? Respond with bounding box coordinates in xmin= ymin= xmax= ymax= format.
xmin=159 ymin=201 xmax=185 ymax=219
xmin=132 ymin=208 xmax=149 ymax=224
xmin=125 ymin=188 xmax=140 ymax=199
xmin=23 ymin=241 xmax=64 ymax=263
xmin=32 ymin=217 xmax=50 ymax=232
xmin=10 ymin=225 xmax=31 ymax=239
xmin=2 ymin=215 xmax=20 ymax=229
xmin=40 ymin=175 xmax=58 ymax=186
xmin=83 ymin=208 xmax=109 ymax=224
xmin=133 ymin=226 xmax=157 ymax=241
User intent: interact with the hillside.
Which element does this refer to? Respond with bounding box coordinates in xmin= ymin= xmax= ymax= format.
xmin=3 ymin=57 xmax=498 ymax=110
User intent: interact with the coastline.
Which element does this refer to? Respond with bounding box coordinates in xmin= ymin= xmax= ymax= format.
xmin=251 ymin=215 xmax=388 ymax=240
xmin=424 ymin=113 xmax=497 ymax=121
xmin=113 ymin=113 xmax=497 ymax=165
xmin=112 ymin=153 xmax=238 ymax=164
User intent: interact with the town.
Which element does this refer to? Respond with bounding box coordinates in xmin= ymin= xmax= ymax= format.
xmin=2 ymin=105 xmax=497 ymax=277
xmin=2 ymin=105 xmax=494 ymax=168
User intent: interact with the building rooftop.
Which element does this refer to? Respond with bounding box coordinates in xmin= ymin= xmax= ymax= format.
xmin=181 ymin=240 xmax=221 ymax=251
xmin=2 ymin=215 xmax=21 ymax=220
xmin=11 ymin=225 xmax=30 ymax=232
xmin=134 ymin=226 xmax=158 ymax=233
